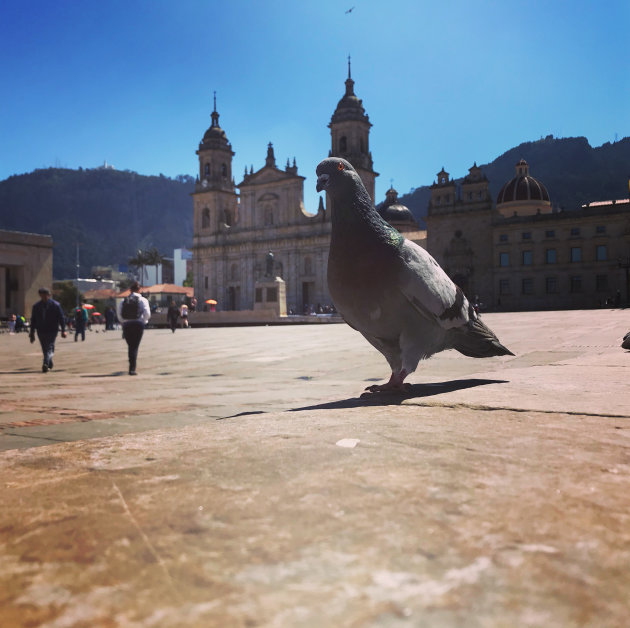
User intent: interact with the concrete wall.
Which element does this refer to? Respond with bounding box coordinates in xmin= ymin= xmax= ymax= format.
xmin=0 ymin=230 xmax=53 ymax=318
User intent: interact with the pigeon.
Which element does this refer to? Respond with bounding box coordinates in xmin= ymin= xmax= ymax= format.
xmin=316 ymin=157 xmax=514 ymax=393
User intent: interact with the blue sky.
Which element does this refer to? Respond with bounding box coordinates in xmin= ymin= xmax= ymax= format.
xmin=2 ymin=0 xmax=628 ymax=213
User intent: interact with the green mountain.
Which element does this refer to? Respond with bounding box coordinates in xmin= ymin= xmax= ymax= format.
xmin=0 ymin=167 xmax=194 ymax=279
xmin=400 ymin=136 xmax=630 ymax=228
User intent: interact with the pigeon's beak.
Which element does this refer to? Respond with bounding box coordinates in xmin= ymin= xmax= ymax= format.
xmin=316 ymin=173 xmax=329 ymax=193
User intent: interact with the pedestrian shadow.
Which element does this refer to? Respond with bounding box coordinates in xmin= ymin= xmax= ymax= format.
xmin=288 ymin=378 xmax=509 ymax=412
xmin=80 ymin=371 xmax=127 ymax=378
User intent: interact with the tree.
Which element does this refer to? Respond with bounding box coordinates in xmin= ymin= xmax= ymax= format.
xmin=53 ymin=281 xmax=83 ymax=313
xmin=144 ymin=247 xmax=167 ymax=285
xmin=183 ymin=270 xmax=193 ymax=287
xmin=128 ymin=250 xmax=149 ymax=285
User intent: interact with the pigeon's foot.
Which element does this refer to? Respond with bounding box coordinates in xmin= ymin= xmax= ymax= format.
xmin=362 ymin=370 xmax=410 ymax=396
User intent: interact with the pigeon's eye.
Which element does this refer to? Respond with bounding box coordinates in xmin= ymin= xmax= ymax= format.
xmin=337 ymin=162 xmax=344 ymax=171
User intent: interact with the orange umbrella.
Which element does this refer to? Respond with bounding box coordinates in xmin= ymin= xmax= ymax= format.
xmin=205 ymin=299 xmax=217 ymax=305
xmin=83 ymin=303 xmax=95 ymax=309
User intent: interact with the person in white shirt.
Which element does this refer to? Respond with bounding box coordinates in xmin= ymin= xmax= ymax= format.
xmin=117 ymin=281 xmax=151 ymax=375
xmin=180 ymin=302 xmax=189 ymax=328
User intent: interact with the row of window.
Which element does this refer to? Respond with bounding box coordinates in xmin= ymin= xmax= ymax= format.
xmin=499 ymin=245 xmax=608 ymax=267
xmin=434 ymin=190 xmax=485 ymax=205
xmin=499 ymin=225 xmax=606 ymax=242
xmin=499 ymin=274 xmax=610 ymax=295
xmin=338 ymin=136 xmax=366 ymax=153
xmin=201 ymin=208 xmax=233 ymax=229
xmin=203 ymin=163 xmax=228 ymax=177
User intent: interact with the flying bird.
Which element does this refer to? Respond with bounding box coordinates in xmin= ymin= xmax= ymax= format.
xmin=316 ymin=157 xmax=514 ymax=394
xmin=345 ymin=6 xmax=355 ymax=13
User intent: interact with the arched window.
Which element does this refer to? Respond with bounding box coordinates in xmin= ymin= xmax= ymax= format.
xmin=360 ymin=137 xmax=365 ymax=153
xmin=264 ymin=206 xmax=273 ymax=225
xmin=204 ymin=163 xmax=210 ymax=176
xmin=339 ymin=136 xmax=347 ymax=153
xmin=221 ymin=163 xmax=227 ymax=177
xmin=202 ymin=208 xmax=210 ymax=229
xmin=223 ymin=208 xmax=232 ymax=226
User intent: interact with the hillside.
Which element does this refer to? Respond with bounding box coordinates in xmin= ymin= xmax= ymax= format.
xmin=1 ymin=136 xmax=628 ymax=279
xmin=400 ymin=136 xmax=630 ymax=228
xmin=0 ymin=168 xmax=194 ymax=279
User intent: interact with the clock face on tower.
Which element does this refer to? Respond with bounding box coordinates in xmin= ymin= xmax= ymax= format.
xmin=202 ymin=179 xmax=208 ymax=188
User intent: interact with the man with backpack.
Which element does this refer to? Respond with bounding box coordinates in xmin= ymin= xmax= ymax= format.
xmin=117 ymin=282 xmax=151 ymax=375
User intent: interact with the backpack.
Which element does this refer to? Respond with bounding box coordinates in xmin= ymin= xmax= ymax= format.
xmin=121 ymin=294 xmax=141 ymax=319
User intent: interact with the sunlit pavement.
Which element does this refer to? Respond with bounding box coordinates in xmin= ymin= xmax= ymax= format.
xmin=1 ymin=310 xmax=629 ymax=627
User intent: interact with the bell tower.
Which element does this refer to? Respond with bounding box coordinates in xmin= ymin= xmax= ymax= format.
xmin=192 ymin=94 xmax=239 ymax=305
xmin=328 ymin=57 xmax=378 ymax=201
xmin=193 ymin=93 xmax=238 ymax=234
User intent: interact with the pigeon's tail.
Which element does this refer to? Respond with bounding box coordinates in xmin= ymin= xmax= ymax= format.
xmin=450 ymin=316 xmax=514 ymax=358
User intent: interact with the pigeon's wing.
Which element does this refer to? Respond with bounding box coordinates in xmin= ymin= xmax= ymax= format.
xmin=397 ymin=238 xmax=470 ymax=330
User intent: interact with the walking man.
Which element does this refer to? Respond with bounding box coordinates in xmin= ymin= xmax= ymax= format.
xmin=29 ymin=287 xmax=67 ymax=372
xmin=117 ymin=282 xmax=151 ymax=375
xmin=167 ymin=300 xmax=180 ymax=333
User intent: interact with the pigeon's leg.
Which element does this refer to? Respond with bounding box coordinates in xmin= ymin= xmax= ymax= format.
xmin=363 ymin=369 xmax=411 ymax=395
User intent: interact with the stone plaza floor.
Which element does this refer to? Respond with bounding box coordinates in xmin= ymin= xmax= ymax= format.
xmin=1 ymin=309 xmax=629 ymax=627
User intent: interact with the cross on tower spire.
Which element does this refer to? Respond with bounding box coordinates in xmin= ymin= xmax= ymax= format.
xmin=347 ymin=55 xmax=351 ymax=79
xmin=211 ymin=91 xmax=219 ymax=127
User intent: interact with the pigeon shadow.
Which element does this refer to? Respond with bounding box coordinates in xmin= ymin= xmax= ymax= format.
xmin=288 ymin=378 xmax=509 ymax=412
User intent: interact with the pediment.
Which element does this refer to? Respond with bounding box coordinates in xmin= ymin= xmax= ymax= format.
xmin=237 ymin=166 xmax=303 ymax=188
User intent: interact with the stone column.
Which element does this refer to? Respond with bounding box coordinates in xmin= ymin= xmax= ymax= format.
xmin=254 ymin=277 xmax=287 ymax=317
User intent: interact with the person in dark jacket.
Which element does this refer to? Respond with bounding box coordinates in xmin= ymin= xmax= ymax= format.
xmin=29 ymin=287 xmax=67 ymax=372
xmin=167 ymin=300 xmax=180 ymax=333
xmin=74 ymin=302 xmax=88 ymax=342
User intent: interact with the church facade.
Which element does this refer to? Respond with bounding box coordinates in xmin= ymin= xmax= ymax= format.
xmin=191 ymin=64 xmax=380 ymax=314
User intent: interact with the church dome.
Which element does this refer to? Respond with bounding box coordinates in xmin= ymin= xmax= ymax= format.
xmin=497 ymin=159 xmax=550 ymax=205
xmin=330 ymin=60 xmax=370 ymax=126
xmin=377 ymin=187 xmax=418 ymax=229
xmin=202 ymin=120 xmax=228 ymax=144
xmin=199 ymin=95 xmax=232 ymax=152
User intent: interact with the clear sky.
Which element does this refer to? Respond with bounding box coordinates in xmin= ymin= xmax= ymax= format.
xmin=1 ymin=0 xmax=628 ymax=213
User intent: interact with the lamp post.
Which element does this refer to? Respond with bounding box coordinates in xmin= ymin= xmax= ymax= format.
xmin=76 ymin=242 xmax=80 ymax=306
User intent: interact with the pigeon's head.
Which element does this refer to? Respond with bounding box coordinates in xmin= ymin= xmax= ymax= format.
xmin=315 ymin=157 xmax=361 ymax=194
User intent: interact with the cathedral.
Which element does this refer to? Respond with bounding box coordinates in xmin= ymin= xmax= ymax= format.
xmin=191 ymin=62 xmax=386 ymax=313
xmin=192 ymin=63 xmax=630 ymax=314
